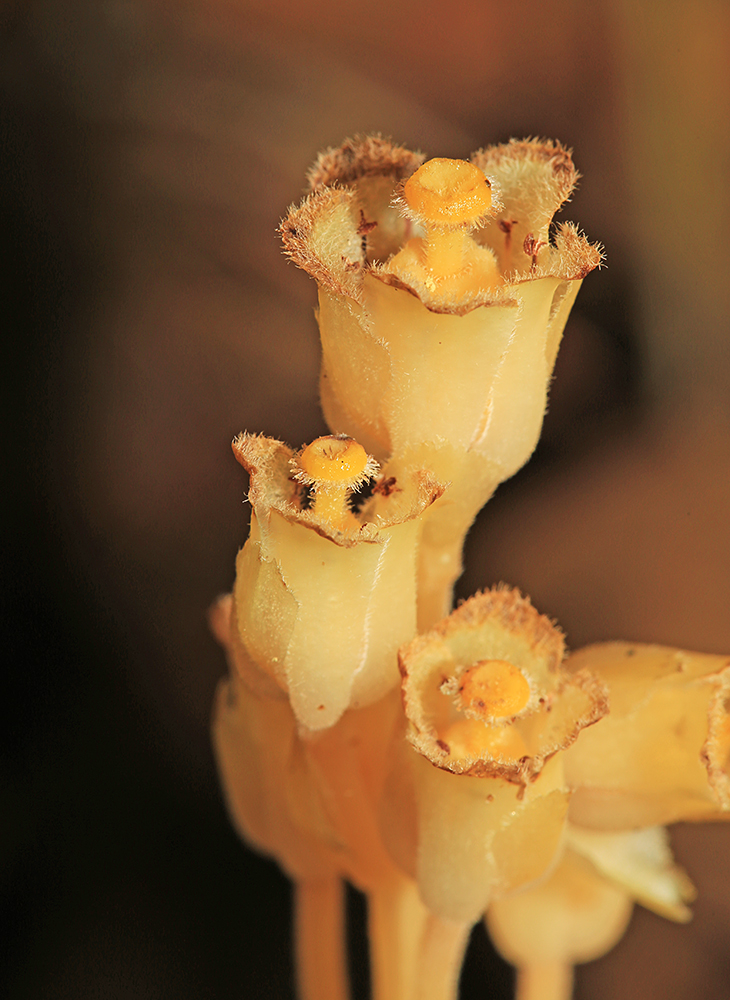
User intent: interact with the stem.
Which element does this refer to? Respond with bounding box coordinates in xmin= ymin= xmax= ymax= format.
xmin=368 ymin=874 xmax=429 ymax=1000
xmin=294 ymin=877 xmax=350 ymax=1000
xmin=412 ymin=913 xmax=471 ymax=1000
xmin=516 ymin=963 xmax=574 ymax=1000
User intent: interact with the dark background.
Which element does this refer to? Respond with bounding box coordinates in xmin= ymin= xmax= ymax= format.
xmin=4 ymin=2 xmax=730 ymax=998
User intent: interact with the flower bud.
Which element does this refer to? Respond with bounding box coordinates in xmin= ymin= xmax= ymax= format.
xmin=486 ymin=824 xmax=694 ymax=975
xmin=486 ymin=849 xmax=633 ymax=970
xmin=212 ymin=610 xmax=406 ymax=892
xmin=211 ymin=633 xmax=339 ymax=881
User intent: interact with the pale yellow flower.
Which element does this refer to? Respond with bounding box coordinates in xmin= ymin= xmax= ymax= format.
xmin=486 ymin=823 xmax=696 ymax=993
xmin=391 ymin=589 xmax=730 ymax=941
xmin=280 ymin=135 xmax=603 ymax=626
xmin=228 ymin=431 xmax=443 ymax=730
xmin=390 ymin=587 xmax=607 ymax=923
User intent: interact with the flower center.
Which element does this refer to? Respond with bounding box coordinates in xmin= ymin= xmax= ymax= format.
xmin=299 ymin=436 xmax=370 ymax=483
xmin=385 ymin=157 xmax=500 ymax=298
xmin=404 ymin=158 xmax=493 ymax=227
xmin=294 ymin=435 xmax=378 ymax=532
xmin=458 ymin=659 xmax=531 ymax=720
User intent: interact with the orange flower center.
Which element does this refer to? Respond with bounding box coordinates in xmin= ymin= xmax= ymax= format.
xmin=459 ymin=659 xmax=531 ymax=720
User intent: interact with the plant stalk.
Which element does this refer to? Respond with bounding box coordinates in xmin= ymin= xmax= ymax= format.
xmin=295 ymin=877 xmax=350 ymax=1000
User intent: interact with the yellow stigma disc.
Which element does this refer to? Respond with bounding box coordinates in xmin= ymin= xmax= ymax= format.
xmin=404 ymin=158 xmax=492 ymax=226
xmin=458 ymin=659 xmax=531 ymax=719
xmin=298 ymin=436 xmax=370 ymax=485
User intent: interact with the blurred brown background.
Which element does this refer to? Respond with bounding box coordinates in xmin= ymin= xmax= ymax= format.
xmin=3 ymin=1 xmax=729 ymax=998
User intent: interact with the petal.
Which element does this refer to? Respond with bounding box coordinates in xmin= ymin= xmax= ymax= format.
xmin=566 ymin=825 xmax=696 ymax=923
xmin=410 ymin=751 xmax=569 ymax=923
xmin=564 ymin=642 xmax=730 ymax=827
xmin=211 ymin=674 xmax=338 ymax=881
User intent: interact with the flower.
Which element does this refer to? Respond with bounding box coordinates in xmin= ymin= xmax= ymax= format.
xmin=226 ymin=431 xmax=443 ymax=730
xmin=388 ymin=587 xmax=607 ymax=923
xmin=486 ymin=824 xmax=695 ymax=984
xmin=280 ymin=135 xmax=603 ymax=626
xmin=210 ymin=625 xmax=339 ymax=882
xmin=211 ymin=631 xmax=405 ymax=892
xmin=389 ymin=590 xmax=730 ymax=933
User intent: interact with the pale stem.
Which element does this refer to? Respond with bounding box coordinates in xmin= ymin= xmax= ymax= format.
xmin=294 ymin=877 xmax=351 ymax=1000
xmin=368 ymin=874 xmax=430 ymax=1000
xmin=412 ymin=913 xmax=472 ymax=1000
xmin=516 ymin=963 xmax=574 ymax=1000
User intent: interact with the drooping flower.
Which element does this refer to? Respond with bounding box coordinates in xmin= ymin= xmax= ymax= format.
xmin=210 ymin=618 xmax=339 ymax=882
xmin=475 ymin=637 xmax=730 ymax=984
xmin=485 ymin=823 xmax=695 ymax=995
xmin=211 ymin=629 xmax=406 ymax=892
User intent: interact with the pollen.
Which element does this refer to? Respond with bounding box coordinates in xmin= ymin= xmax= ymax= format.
xmin=459 ymin=659 xmax=532 ymax=720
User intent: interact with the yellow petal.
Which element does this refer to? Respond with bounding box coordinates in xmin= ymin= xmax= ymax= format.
xmin=564 ymin=642 xmax=730 ymax=827
xmin=566 ymin=825 xmax=696 ymax=923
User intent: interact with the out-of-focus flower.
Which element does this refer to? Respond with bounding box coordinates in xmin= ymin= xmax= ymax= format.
xmin=479 ymin=638 xmax=730 ymax=982
xmin=280 ymin=135 xmax=602 ymax=626
xmin=227 ymin=432 xmax=443 ymax=730
xmin=389 ymin=587 xmax=607 ymax=923
xmin=486 ymin=824 xmax=695 ymax=989
xmin=487 ymin=848 xmax=633 ymax=978
xmin=562 ymin=641 xmax=730 ymax=829
xmin=211 ymin=617 xmax=405 ymax=892
xmin=210 ymin=615 xmax=338 ymax=882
